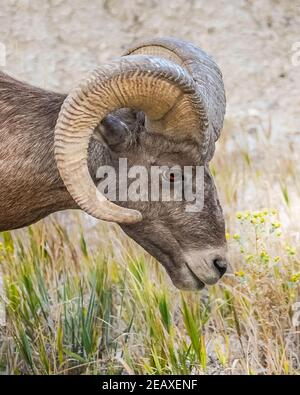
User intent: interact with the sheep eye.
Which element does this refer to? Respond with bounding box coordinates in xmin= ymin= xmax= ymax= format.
xmin=162 ymin=169 xmax=183 ymax=183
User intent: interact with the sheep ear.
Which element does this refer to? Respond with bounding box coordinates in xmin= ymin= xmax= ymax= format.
xmin=94 ymin=114 xmax=129 ymax=147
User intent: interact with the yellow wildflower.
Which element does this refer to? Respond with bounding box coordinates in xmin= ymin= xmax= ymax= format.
xmin=290 ymin=273 xmax=300 ymax=283
xmin=271 ymin=222 xmax=281 ymax=229
xmin=286 ymin=246 xmax=296 ymax=256
xmin=244 ymin=210 xmax=251 ymax=220
xmin=236 ymin=212 xmax=243 ymax=220
xmin=235 ymin=270 xmax=245 ymax=278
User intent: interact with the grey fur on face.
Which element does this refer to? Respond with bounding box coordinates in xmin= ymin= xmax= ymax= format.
xmin=91 ymin=108 xmax=228 ymax=290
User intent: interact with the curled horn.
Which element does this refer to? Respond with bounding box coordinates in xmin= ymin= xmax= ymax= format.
xmin=54 ymin=38 xmax=225 ymax=224
xmin=124 ymin=37 xmax=226 ymax=159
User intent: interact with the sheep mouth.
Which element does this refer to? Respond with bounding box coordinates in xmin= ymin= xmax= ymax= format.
xmin=184 ymin=262 xmax=205 ymax=290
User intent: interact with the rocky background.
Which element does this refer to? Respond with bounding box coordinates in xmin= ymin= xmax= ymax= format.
xmin=0 ymin=0 xmax=299 ymax=138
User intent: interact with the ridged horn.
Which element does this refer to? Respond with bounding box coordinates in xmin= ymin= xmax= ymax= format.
xmin=54 ymin=54 xmax=206 ymax=223
xmin=123 ymin=37 xmax=226 ymax=159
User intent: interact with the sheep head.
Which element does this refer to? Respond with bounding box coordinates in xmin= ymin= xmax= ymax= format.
xmin=54 ymin=38 xmax=227 ymax=290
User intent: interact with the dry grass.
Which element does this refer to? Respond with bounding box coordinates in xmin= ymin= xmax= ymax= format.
xmin=0 ymin=116 xmax=299 ymax=374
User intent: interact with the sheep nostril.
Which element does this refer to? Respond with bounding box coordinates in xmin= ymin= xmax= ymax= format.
xmin=213 ymin=258 xmax=227 ymax=277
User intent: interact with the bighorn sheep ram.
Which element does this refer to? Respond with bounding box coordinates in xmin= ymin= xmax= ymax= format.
xmin=0 ymin=38 xmax=227 ymax=290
